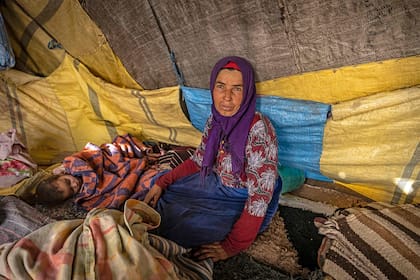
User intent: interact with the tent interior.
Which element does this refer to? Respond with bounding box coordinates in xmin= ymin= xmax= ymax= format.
xmin=0 ymin=1 xmax=419 ymax=279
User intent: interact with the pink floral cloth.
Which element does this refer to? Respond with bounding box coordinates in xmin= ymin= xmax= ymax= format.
xmin=0 ymin=128 xmax=36 ymax=188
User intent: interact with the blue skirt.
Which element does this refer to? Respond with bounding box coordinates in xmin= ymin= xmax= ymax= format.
xmin=155 ymin=171 xmax=281 ymax=248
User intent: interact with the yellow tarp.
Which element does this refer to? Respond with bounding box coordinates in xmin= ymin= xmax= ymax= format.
xmin=257 ymin=55 xmax=420 ymax=104
xmin=321 ymin=86 xmax=420 ymax=204
xmin=0 ymin=0 xmax=139 ymax=89
xmin=0 ymin=54 xmax=201 ymax=165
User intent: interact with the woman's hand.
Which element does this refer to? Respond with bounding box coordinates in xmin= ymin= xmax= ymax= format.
xmin=144 ymin=184 xmax=163 ymax=208
xmin=193 ymin=242 xmax=230 ymax=262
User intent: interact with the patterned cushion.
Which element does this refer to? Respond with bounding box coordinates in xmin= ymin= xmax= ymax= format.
xmin=158 ymin=147 xmax=195 ymax=170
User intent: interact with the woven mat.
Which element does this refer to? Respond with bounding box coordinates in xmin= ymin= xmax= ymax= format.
xmin=246 ymin=212 xmax=308 ymax=276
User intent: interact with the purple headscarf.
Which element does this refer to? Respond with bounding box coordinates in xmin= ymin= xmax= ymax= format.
xmin=201 ymin=56 xmax=257 ymax=178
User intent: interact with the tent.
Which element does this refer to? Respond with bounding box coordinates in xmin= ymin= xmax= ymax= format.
xmin=0 ymin=0 xmax=419 ymax=278
xmin=2 ymin=0 xmax=419 ymax=203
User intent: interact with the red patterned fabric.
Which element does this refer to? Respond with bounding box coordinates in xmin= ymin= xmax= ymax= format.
xmin=63 ymin=134 xmax=156 ymax=210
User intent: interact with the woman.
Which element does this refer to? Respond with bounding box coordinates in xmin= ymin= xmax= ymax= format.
xmin=144 ymin=56 xmax=280 ymax=262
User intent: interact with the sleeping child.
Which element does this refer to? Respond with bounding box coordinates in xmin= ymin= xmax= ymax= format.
xmin=31 ymin=134 xmax=162 ymax=210
xmin=34 ymin=173 xmax=82 ymax=205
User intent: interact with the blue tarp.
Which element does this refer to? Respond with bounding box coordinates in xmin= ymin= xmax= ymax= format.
xmin=0 ymin=13 xmax=15 ymax=70
xmin=181 ymin=86 xmax=332 ymax=181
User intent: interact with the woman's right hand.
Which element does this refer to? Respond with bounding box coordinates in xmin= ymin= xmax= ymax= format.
xmin=144 ymin=184 xmax=163 ymax=208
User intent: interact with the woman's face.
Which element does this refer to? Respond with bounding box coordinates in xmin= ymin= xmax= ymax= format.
xmin=54 ymin=175 xmax=82 ymax=199
xmin=212 ymin=69 xmax=244 ymax=117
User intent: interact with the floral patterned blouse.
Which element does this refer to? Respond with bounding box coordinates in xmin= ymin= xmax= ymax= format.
xmin=192 ymin=112 xmax=279 ymax=219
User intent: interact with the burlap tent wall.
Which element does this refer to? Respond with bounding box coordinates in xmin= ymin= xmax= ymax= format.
xmin=1 ymin=0 xmax=419 ymax=203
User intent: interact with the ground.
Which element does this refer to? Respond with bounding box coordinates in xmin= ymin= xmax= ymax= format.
xmin=212 ymin=205 xmax=325 ymax=280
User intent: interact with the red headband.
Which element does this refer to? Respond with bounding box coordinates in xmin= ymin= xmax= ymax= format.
xmin=223 ymin=61 xmax=241 ymax=71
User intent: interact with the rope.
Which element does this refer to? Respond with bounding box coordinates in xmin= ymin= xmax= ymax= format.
xmin=146 ymin=0 xmax=185 ymax=85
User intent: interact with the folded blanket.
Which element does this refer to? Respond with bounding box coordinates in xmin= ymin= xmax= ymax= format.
xmin=0 ymin=199 xmax=212 ymax=279
xmin=315 ymin=202 xmax=420 ymax=280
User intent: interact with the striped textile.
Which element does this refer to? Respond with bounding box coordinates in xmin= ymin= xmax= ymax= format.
xmin=149 ymin=234 xmax=213 ymax=280
xmin=315 ymin=202 xmax=420 ymax=280
xmin=0 ymin=195 xmax=54 ymax=244
xmin=157 ymin=147 xmax=195 ymax=170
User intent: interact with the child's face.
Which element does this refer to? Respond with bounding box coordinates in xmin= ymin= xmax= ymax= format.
xmin=54 ymin=175 xmax=82 ymax=199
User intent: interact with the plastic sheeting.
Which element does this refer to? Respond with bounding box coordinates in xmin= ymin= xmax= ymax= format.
xmin=181 ymin=86 xmax=331 ymax=181
xmin=0 ymin=0 xmax=139 ymax=89
xmin=0 ymin=13 xmax=14 ymax=70
xmin=256 ymin=55 xmax=420 ymax=104
xmin=0 ymin=54 xmax=201 ymax=165
xmin=321 ymin=86 xmax=420 ymax=204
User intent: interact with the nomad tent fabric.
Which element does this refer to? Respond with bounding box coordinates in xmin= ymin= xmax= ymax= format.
xmin=1 ymin=0 xmax=419 ymax=203
xmin=80 ymin=0 xmax=420 ymax=91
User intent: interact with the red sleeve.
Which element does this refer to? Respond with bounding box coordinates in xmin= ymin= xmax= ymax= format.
xmin=155 ymin=158 xmax=200 ymax=189
xmin=220 ymin=212 xmax=264 ymax=256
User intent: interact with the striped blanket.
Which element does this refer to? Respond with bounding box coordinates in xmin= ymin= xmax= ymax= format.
xmin=315 ymin=202 xmax=420 ymax=280
xmin=0 ymin=199 xmax=212 ymax=279
xmin=0 ymin=195 xmax=54 ymax=244
xmin=63 ymin=134 xmax=159 ymax=210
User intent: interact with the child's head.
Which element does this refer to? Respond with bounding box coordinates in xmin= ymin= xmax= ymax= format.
xmin=35 ymin=174 xmax=82 ymax=205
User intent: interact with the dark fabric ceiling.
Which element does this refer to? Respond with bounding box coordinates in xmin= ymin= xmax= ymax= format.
xmin=82 ymin=0 xmax=420 ymax=90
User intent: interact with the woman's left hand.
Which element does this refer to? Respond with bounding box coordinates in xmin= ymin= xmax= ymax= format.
xmin=143 ymin=184 xmax=163 ymax=208
xmin=193 ymin=242 xmax=230 ymax=262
